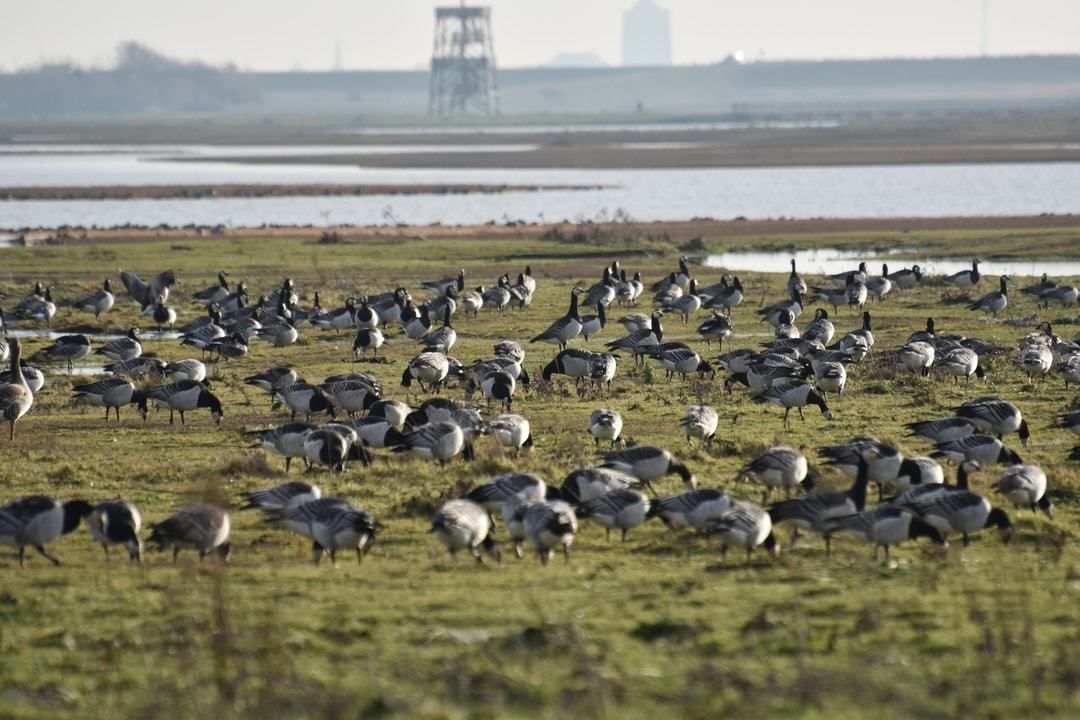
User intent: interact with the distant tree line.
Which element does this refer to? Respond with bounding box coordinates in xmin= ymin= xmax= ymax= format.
xmin=0 ymin=43 xmax=260 ymax=117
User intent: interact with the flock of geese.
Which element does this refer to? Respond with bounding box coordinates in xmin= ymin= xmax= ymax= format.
xmin=0 ymin=255 xmax=1077 ymax=568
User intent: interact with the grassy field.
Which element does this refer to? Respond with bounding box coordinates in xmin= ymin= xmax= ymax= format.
xmin=1 ymin=223 xmax=1080 ymax=718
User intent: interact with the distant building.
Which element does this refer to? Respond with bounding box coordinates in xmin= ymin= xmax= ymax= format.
xmin=622 ymin=0 xmax=672 ymax=67
xmin=546 ymin=52 xmax=609 ymax=68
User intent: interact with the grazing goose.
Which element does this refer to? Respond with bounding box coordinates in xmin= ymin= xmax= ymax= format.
xmin=866 ymin=264 xmax=893 ymax=302
xmin=1038 ymin=284 xmax=1079 ymax=309
xmin=206 ymin=333 xmax=249 ymax=361
xmin=905 ymin=416 xmax=977 ymax=444
xmin=148 ymin=504 xmax=230 ymax=562
xmin=0 ymin=495 xmax=92 ymax=566
xmin=541 ymin=348 xmax=594 ymax=384
xmin=244 ymin=366 xmax=298 ymax=396
xmin=994 ymin=464 xmax=1052 ymax=517
xmin=697 ymin=312 xmax=733 ymax=350
xmin=679 ymin=405 xmax=718 ymax=447
xmin=366 ymin=399 xmax=410 ymax=430
xmin=351 ymin=326 xmax=386 ymax=359
xmin=577 ymin=488 xmax=650 ymax=541
xmin=887 ymin=264 xmax=923 ymax=290
xmin=96 ymin=328 xmax=143 ymax=362
xmin=392 ymin=421 xmax=467 ymax=465
xmin=820 ymin=438 xmax=903 ymax=498
xmin=967 ymin=275 xmax=1009 ymax=317
xmin=827 ymin=506 xmax=945 ymax=560
xmin=600 ymin=446 xmax=695 ymax=492
xmin=487 ymin=414 xmax=533 ymax=454
xmin=588 ymin=408 xmax=623 ymax=448
xmin=939 ymin=347 xmax=985 ymax=384
xmin=653 ymin=347 xmax=714 ymax=381
xmin=275 ymin=383 xmax=334 ymax=422
xmin=579 ymin=302 xmax=606 ymax=341
xmin=787 ymin=259 xmax=808 ymax=296
xmin=530 ymin=287 xmax=583 ymax=350
xmin=241 ymin=481 xmax=321 ymax=512
xmin=891 ymin=459 xmax=978 ymax=506
xmin=707 ymin=502 xmax=778 ymax=562
xmin=769 ymin=454 xmax=872 ymax=555
xmin=422 ymin=269 xmax=465 ymax=296
xmin=403 ymin=397 xmax=472 ymax=430
xmin=703 ymin=276 xmax=744 ymax=315
xmin=0 ymin=339 xmax=34 ymax=440
xmin=480 ymin=370 xmax=515 ymax=412
xmin=1054 ymin=410 xmax=1080 ymax=437
xmin=0 ymin=364 xmax=45 ymax=393
xmin=759 ymin=289 xmax=803 ymax=327
xmin=180 ymin=317 xmax=227 ymax=351
xmin=147 ymin=380 xmax=223 ymax=425
xmin=320 ymin=379 xmax=379 ymax=417
xmin=739 ymin=446 xmax=808 ymax=500
xmin=955 ymin=397 xmax=1029 ymax=444
xmin=256 ymin=317 xmax=299 ymax=348
xmin=346 ymin=416 xmax=407 ymax=449
xmin=1020 ymin=273 xmax=1056 ymax=298
xmin=890 ymin=456 xmax=946 ymax=493
xmin=274 ymin=498 xmax=378 ymax=565
xmin=431 ymin=499 xmax=500 ymax=563
xmin=605 ymin=310 xmax=664 ymax=365
xmin=648 ymin=488 xmax=731 ymax=530
xmin=248 ymin=422 xmax=315 ymax=472
xmin=523 ymin=501 xmax=578 ymax=564
xmin=559 ymin=467 xmax=637 ymax=504
xmin=752 ymin=382 xmax=832 ymax=428
xmin=901 ymin=490 xmax=1012 ymax=546
xmin=420 ymin=307 xmax=457 ymax=353
xmin=808 ymin=283 xmax=847 ymax=314
xmin=73 ymin=278 xmax=115 ymax=318
xmin=164 ymin=358 xmax=207 ymax=383
xmin=1056 ymin=356 xmax=1080 ymax=388
xmin=466 ymin=473 xmax=547 ymax=517
xmin=71 ymin=377 xmax=147 ymax=421
xmin=617 ymin=312 xmax=651 ymax=333
xmin=38 ymin=334 xmax=92 ymax=372
xmin=1019 ymin=343 xmax=1053 ymax=380
xmin=813 ymin=360 xmax=847 ymax=397
xmin=945 ymin=259 xmax=981 ymax=288
xmin=931 ymin=434 xmax=1023 ymax=465
xmin=493 ymin=340 xmax=525 ymax=364
xmin=802 ymin=309 xmax=835 ymax=345
xmin=85 ymin=499 xmax=143 ymax=562
xmin=899 ymin=341 xmax=935 ymax=376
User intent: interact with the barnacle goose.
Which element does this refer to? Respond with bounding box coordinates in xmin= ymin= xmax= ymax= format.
xmin=899 ymin=341 xmax=935 ymax=376
xmin=703 ymin=276 xmax=744 ymax=315
xmin=679 ymin=405 xmax=718 ymax=447
xmin=887 ymin=264 xmax=922 ymax=289
xmin=71 ymin=377 xmax=147 ymax=421
xmin=697 ymin=312 xmax=733 ymax=350
xmin=38 ymin=334 xmax=91 ymax=372
xmin=148 ymin=504 xmax=230 ymax=562
xmin=648 ymin=488 xmax=731 ymax=530
xmin=431 ymin=499 xmax=500 ymax=563
xmin=820 ymin=438 xmax=902 ymax=499
xmin=247 ymin=422 xmax=315 ymax=472
xmin=401 ymin=352 xmax=452 ymax=392
xmin=96 ymin=328 xmax=143 ymax=362
xmin=241 ymin=481 xmax=321 ymax=512
xmin=487 ymin=414 xmax=533 ymax=453
xmin=579 ymin=302 xmax=606 ymax=341
xmin=931 ymin=435 xmax=1023 ymax=466
xmin=271 ymin=498 xmax=377 ymax=565
xmin=967 ymin=275 xmax=1009 ymax=317
xmin=787 ymin=259 xmax=807 ymax=296
xmin=87 ymin=500 xmax=143 ymax=562
xmin=752 ymin=382 xmax=832 ymax=428
xmin=273 ymin=383 xmax=333 ymax=422
xmin=769 ymin=453 xmax=872 ymax=555
xmin=146 ymin=380 xmax=223 ymax=426
xmin=164 ymin=359 xmax=207 ymax=383
xmin=321 ymin=379 xmax=379 ymax=417
xmin=392 ymin=421 xmax=467 ymax=465
xmin=667 ymin=279 xmax=702 ymax=323
xmin=945 ymin=259 xmax=981 ymax=288
xmin=524 ymin=501 xmax=578 ymax=564
xmin=420 ymin=307 xmax=457 ymax=353
xmin=739 ymin=446 xmax=808 ymax=500
xmin=588 ymin=408 xmax=623 ymax=448
xmin=0 ymin=339 xmax=34 ymax=440
xmin=605 ymin=310 xmax=663 ymax=365
xmin=940 ymin=347 xmax=985 ymax=384
xmin=866 ymin=264 xmax=893 ymax=302
xmin=707 ymin=502 xmax=778 ymax=562
xmin=802 ymin=309 xmax=835 ymax=345
xmin=994 ymin=464 xmax=1052 ymax=517
xmin=480 ymin=370 xmax=515 ymax=412
xmin=530 ymin=287 xmax=583 ymax=350
xmin=0 ymin=495 xmax=91 ymax=566
xmin=826 ymin=506 xmax=945 ymax=561
xmin=905 ymin=416 xmax=977 ymax=444
xmin=73 ymin=278 xmax=115 ymax=318
xmin=422 ymin=269 xmax=465 ymax=295
xmin=466 ymin=473 xmax=548 ymax=518
xmin=192 ymin=271 xmax=230 ymax=306
xmin=900 ymin=490 xmax=1012 ymax=546
xmin=577 ymin=488 xmax=650 ymax=541
xmin=955 ymin=397 xmax=1029 ymax=444
xmin=890 ymin=460 xmax=978 ymax=506
xmin=600 ymin=445 xmax=695 ymax=492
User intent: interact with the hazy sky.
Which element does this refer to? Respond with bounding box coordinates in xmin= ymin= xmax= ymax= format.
xmin=3 ymin=0 xmax=1079 ymax=72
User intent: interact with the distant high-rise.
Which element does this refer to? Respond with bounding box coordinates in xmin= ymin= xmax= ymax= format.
xmin=622 ymin=0 xmax=672 ymax=67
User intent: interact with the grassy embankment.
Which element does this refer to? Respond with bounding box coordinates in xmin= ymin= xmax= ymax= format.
xmin=1 ymin=223 xmax=1079 ymax=718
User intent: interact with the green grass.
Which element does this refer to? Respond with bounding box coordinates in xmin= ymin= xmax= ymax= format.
xmin=2 ymin=226 xmax=1080 ymax=718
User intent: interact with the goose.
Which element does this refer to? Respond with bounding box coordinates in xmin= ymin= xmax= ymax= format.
xmin=1020 ymin=273 xmax=1056 ymax=298
xmin=1019 ymin=343 xmax=1053 ymax=380
xmin=617 ymin=312 xmax=651 ymax=333
xmin=766 ymin=261 xmax=801 ymax=303
xmin=422 ymin=269 xmax=465 ymax=296
xmin=945 ymin=259 xmax=981 ymax=288
xmin=802 ymin=309 xmax=835 ymax=345
xmin=752 ymin=382 xmax=832 ymax=428
xmin=820 ymin=438 xmax=903 ymax=497
xmin=679 ymin=405 xmax=718 ymax=447
xmin=219 ymin=283 xmax=249 ymax=314
xmin=460 ymin=286 xmax=485 ymax=317
xmin=1038 ymin=284 xmax=1079 ymax=309
xmin=530 ymin=287 xmax=583 ymax=350
xmin=403 ymin=397 xmax=472 ymax=430
xmin=900 ymin=489 xmax=1012 ymax=546
xmin=120 ymin=269 xmax=177 ymax=311
xmin=828 ymin=261 xmax=868 ymax=287
xmin=163 ymin=358 xmax=207 ymax=383
xmin=994 ymin=464 xmax=1052 ymax=517
xmin=247 ymin=422 xmax=315 ymax=472
xmin=151 ymin=302 xmax=178 ymax=332
xmin=906 ymin=317 xmax=938 ymax=344
xmin=71 ymin=377 xmax=147 ymax=421
xmin=715 ymin=348 xmax=757 ymax=375
xmin=392 ymin=421 xmax=467 ymax=465
xmin=845 ymin=272 xmax=868 ymax=312
xmin=648 ymin=488 xmax=731 ymax=530
xmin=866 ymin=264 xmax=893 ymax=302
xmin=273 ymin=498 xmax=378 ymax=565
xmin=426 ymin=287 xmax=458 ymax=320
xmin=584 ymin=268 xmax=618 ymax=309
xmin=480 ymin=370 xmax=515 ymax=412
xmin=522 ymin=500 xmax=577 ymax=564
xmin=887 ymin=264 xmax=922 ymax=289
xmin=179 ymin=318 xmax=226 ymax=351
xmin=482 ymin=277 xmax=512 ymax=312
xmin=808 ymin=284 xmax=847 ymax=314
xmin=420 ymin=307 xmax=457 ymax=353
xmin=703 ymin=276 xmax=744 ymax=315
xmin=0 ymin=495 xmax=92 ymax=566
xmin=955 ymin=397 xmax=1029 ymax=444
xmin=890 ymin=456 xmax=946 ymax=493
xmin=827 ymin=506 xmax=945 ymax=560
xmin=241 ymin=481 xmax=321 ymax=513
xmin=352 ymin=326 xmax=386 ymax=360
xmin=367 ymin=399 xmax=411 ymax=429
xmin=38 ymin=334 xmax=91 ymax=372
xmin=0 ymin=364 xmax=45 ymax=393
xmin=739 ymin=446 xmax=808 ymax=501
xmin=605 ymin=311 xmax=663 ymax=365
xmin=146 ymin=380 xmax=223 ymax=426
xmin=653 ymin=347 xmax=714 ymax=381
xmin=1054 ymin=410 xmax=1080 ymax=437
xmin=697 ymin=312 xmax=733 ymax=350
xmin=12 ymin=287 xmax=57 ymax=326
xmin=0 ymin=339 xmax=34 ymax=440
xmin=244 ymin=366 xmax=298 ymax=395
xmin=431 ymin=499 xmax=500 ymax=563
xmin=507 ymin=275 xmax=534 ymax=311
xmin=617 ymin=270 xmax=645 ymax=306
xmin=707 ymin=502 xmax=778 ymax=562
xmin=96 ymin=327 xmax=143 ymax=362
xmin=73 ymin=278 xmax=116 ymax=318
xmin=813 ymin=360 xmax=847 ymax=397
xmin=304 ymin=427 xmax=362 ymax=473
xmin=493 ymin=340 xmax=525 ymax=364
xmin=311 ymin=297 xmax=357 ymax=333
xmin=891 ymin=459 xmax=979 ymax=506
xmin=588 ymin=408 xmax=623 ymax=448
xmin=85 ymin=499 xmax=143 ymax=562
xmin=256 ymin=318 xmax=299 ymax=348
xmin=7 ymin=282 xmax=45 ymax=318
xmin=600 ymin=446 xmax=695 ymax=492
xmin=673 ymin=256 xmax=692 ymax=291
xmin=931 ymin=434 xmax=1023 ymax=465
xmin=320 ymin=379 xmax=379 ymax=417
xmin=939 ymin=347 xmax=985 ymax=384
xmin=352 ymin=296 xmax=380 ymax=330
xmin=1055 ymin=356 xmax=1080 ymax=388
xmin=768 ymin=453 xmax=872 ymax=555
xmin=147 ymin=504 xmax=231 ymax=562
xmin=774 ymin=309 xmax=800 ymax=340
xmin=967 ymin=275 xmax=1009 ymax=317
xmin=667 ymin=279 xmax=702 ymax=323
xmin=274 ymin=383 xmax=334 ymax=422
xmin=192 ymin=271 xmax=230 ymax=306
xmin=846 ymin=311 xmax=875 ymax=352
xmin=345 ymin=416 xmax=407 ymax=449
xmin=400 ymin=352 xmax=451 ymax=392
xmin=371 ymin=287 xmax=409 ymax=327
xmin=899 ymin=341 xmax=935 ymax=376
xmin=577 ymin=488 xmax=650 ymax=541
xmin=579 ymin=302 xmax=606 ymax=341
xmin=487 ymin=414 xmax=532 ymax=454
xmin=466 ymin=473 xmax=547 ymax=517
xmin=759 ymin=289 xmax=803 ymax=327
xmin=541 ymin=348 xmax=594 ymax=384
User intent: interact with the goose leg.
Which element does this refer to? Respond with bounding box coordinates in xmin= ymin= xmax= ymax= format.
xmin=35 ymin=545 xmax=61 ymax=565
